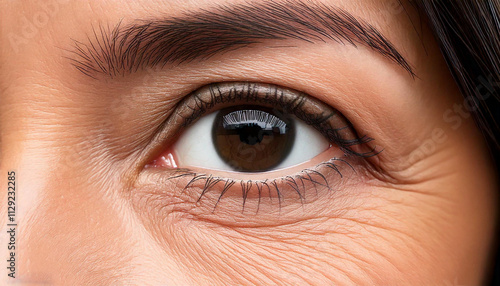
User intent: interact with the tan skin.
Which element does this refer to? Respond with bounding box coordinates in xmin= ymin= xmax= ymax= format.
xmin=1 ymin=0 xmax=498 ymax=285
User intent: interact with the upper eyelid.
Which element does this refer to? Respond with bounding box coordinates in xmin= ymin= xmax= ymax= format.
xmin=140 ymin=82 xmax=377 ymax=169
xmin=69 ymin=1 xmax=415 ymax=79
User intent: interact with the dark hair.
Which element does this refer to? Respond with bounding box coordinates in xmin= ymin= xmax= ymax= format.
xmin=416 ymin=0 xmax=500 ymax=284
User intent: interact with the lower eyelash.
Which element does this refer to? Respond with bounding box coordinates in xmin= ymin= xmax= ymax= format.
xmin=164 ymin=157 xmax=354 ymax=212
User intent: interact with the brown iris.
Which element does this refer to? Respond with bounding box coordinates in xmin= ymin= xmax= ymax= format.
xmin=212 ymin=105 xmax=295 ymax=172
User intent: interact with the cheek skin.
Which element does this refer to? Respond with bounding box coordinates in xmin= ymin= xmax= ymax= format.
xmin=131 ymin=154 xmax=495 ymax=286
xmin=131 ymin=175 xmax=492 ymax=285
xmin=16 ymin=163 xmax=197 ymax=285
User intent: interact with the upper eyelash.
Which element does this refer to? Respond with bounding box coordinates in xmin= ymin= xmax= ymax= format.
xmin=182 ymin=82 xmax=312 ymax=126
xmin=177 ymin=82 xmax=378 ymax=157
xmin=166 ymin=158 xmax=355 ymax=212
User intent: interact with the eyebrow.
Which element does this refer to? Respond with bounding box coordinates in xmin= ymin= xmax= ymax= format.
xmin=70 ymin=1 xmax=415 ymax=78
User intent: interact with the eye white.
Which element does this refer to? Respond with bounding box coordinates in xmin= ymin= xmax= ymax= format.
xmin=174 ymin=110 xmax=330 ymax=172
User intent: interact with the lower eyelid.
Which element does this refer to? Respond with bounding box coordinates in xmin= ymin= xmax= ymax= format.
xmin=137 ymin=153 xmax=358 ymax=214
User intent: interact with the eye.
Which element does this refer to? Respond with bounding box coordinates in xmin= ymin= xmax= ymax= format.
xmin=144 ymin=82 xmax=376 ymax=210
xmin=147 ymin=82 xmax=375 ymax=175
xmin=173 ymin=105 xmax=330 ymax=172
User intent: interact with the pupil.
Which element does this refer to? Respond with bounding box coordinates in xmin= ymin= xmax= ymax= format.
xmin=238 ymin=123 xmax=267 ymax=145
xmin=212 ymin=105 xmax=295 ymax=172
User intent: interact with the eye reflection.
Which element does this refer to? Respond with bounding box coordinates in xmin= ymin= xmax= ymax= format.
xmin=213 ymin=106 xmax=296 ymax=172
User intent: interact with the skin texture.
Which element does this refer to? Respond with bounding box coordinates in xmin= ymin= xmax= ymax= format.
xmin=0 ymin=0 xmax=498 ymax=285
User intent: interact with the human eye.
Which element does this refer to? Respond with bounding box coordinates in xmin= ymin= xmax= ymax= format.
xmin=143 ymin=82 xmax=377 ymax=212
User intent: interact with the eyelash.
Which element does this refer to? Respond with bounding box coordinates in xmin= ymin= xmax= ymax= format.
xmin=178 ymin=82 xmax=375 ymax=155
xmin=153 ymin=82 xmax=377 ymax=210
xmin=164 ymin=157 xmax=355 ymax=212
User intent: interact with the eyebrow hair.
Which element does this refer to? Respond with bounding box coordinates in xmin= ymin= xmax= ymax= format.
xmin=70 ymin=1 xmax=415 ymax=78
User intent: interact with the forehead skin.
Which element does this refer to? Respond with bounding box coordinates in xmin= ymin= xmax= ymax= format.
xmin=0 ymin=0 xmax=498 ymax=285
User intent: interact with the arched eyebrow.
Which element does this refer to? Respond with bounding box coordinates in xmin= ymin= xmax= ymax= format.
xmin=70 ymin=1 xmax=415 ymax=79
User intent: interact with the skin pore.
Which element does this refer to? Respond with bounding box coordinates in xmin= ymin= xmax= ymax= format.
xmin=0 ymin=0 xmax=498 ymax=285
